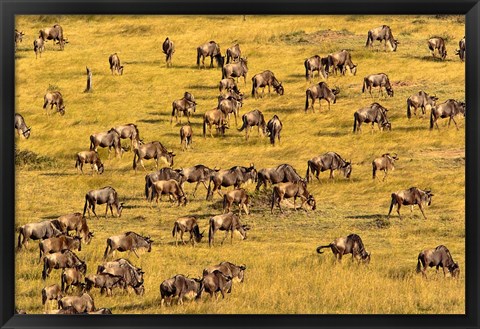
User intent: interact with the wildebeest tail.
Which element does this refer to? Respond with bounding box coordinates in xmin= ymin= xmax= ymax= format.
xmin=305 ymin=90 xmax=311 ymax=111
xmin=208 ymin=218 xmax=214 ymax=246
xmin=203 ymin=117 xmax=207 ymax=137
xmin=172 ymin=222 xmax=179 ymax=237
xmin=61 ymin=270 xmax=66 ymax=292
xmin=270 ymin=188 xmax=278 ymax=213
xmin=366 ymin=31 xmax=372 ymax=47
xmin=429 ymin=109 xmax=434 ymax=130
xmin=305 ymin=160 xmax=313 ymax=183
xmin=406 ymin=99 xmax=412 ymax=119
xmin=304 ymin=60 xmax=309 ymax=80
xmin=103 ymin=239 xmax=111 ymax=260
xmin=42 ymin=257 xmax=49 ymax=280
xmin=388 ymin=193 xmax=397 ymax=217
xmin=372 ymin=161 xmax=377 ymax=179
xmin=132 ymin=150 xmax=138 ymax=170
xmin=237 ymin=115 xmax=247 ymax=132
xmin=196 ymin=48 xmax=201 ymax=66
xmin=82 ymin=195 xmax=89 ymax=217
xmin=206 ymin=178 xmax=213 ymax=200
xmin=222 ymin=194 xmax=227 ymax=212
xmin=41 ymin=288 xmax=47 ymax=305
xmin=17 ymin=226 xmax=24 ymax=250
xmin=362 ymin=78 xmax=367 ymax=93
xmin=316 ymin=244 xmax=332 ymax=254
xmin=353 ymin=113 xmax=358 ymax=132
xmin=39 ymin=242 xmax=44 ymax=261
xmin=416 ymin=253 xmax=424 ymax=273
xmin=251 ymin=78 xmax=256 ymax=97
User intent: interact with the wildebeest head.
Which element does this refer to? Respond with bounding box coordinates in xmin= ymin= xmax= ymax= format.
xmin=423 ymin=190 xmax=434 ymax=206
xmin=448 ymin=262 xmax=460 ymax=278
xmin=237 ymin=264 xmax=247 ymax=282
xmin=332 ymin=86 xmax=340 ymax=103
xmin=118 ymin=202 xmax=124 ymax=217
xmin=386 ymin=86 xmax=394 ymax=97
xmin=350 ymin=65 xmax=358 ymax=76
xmin=274 ymin=83 xmax=284 ymax=96
xmin=165 ymin=151 xmax=176 ymax=167
xmin=307 ymin=195 xmax=316 ymax=211
xmin=342 ymin=161 xmax=352 ymax=178
xmin=58 ymin=107 xmax=66 ymax=116
xmin=362 ymin=250 xmax=371 ymax=264
xmin=144 ymin=236 xmax=154 ymax=252
xmin=381 ymin=121 xmax=392 ymax=131
xmin=85 ymin=231 xmax=94 ymax=244
xmin=77 ymin=261 xmax=87 ymax=275
xmin=459 ymin=101 xmax=466 ymax=116
xmin=214 ymin=54 xmax=225 ymax=67
xmin=23 ymin=126 xmax=32 ymax=139
xmin=97 ymin=162 xmax=105 ymax=174
xmin=73 ymin=236 xmax=82 ymax=252
xmin=392 ymin=39 xmax=399 ymax=52
xmin=134 ymin=284 xmax=145 ymax=296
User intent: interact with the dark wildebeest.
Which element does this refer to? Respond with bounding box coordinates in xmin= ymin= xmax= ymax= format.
xmin=75 ymin=150 xmax=104 ymax=175
xmin=226 ymin=43 xmax=242 ymax=64
xmin=326 ymin=50 xmax=357 ymax=76
xmin=223 ymin=189 xmax=249 ymax=215
xmin=89 ymin=128 xmax=122 ymax=159
xmin=353 ymin=102 xmax=391 ymax=133
xmin=103 ymin=232 xmax=153 ymax=259
xmin=238 ymin=109 xmax=267 ymax=140
xmin=132 ymin=139 xmax=175 ymax=172
xmin=61 ymin=267 xmax=85 ymax=293
xmin=33 ymin=37 xmax=45 ymax=59
xmin=362 ymin=73 xmax=394 ymax=98
xmin=144 ymin=168 xmax=182 ymax=202
xmin=428 ymin=37 xmax=447 ymax=60
xmin=58 ymin=293 xmax=95 ymax=313
xmin=256 ymin=164 xmax=304 ymax=191
xmin=304 ymin=55 xmax=328 ymax=81
xmin=365 ymin=25 xmax=399 ymax=51
xmin=430 ymin=99 xmax=466 ymax=130
xmin=316 ymin=234 xmax=371 ymax=263
xmin=306 ymin=152 xmax=352 ymax=182
xmin=203 ymin=109 xmax=228 ymax=138
xmin=387 ymin=187 xmax=434 ymax=220
xmin=172 ymin=216 xmax=204 ymax=246
xmin=180 ymin=125 xmax=193 ymax=151
xmin=15 ymin=29 xmax=25 ymax=52
xmin=162 ymin=37 xmax=175 ymax=67
xmin=305 ymin=82 xmax=340 ymax=112
xmin=152 ymin=179 xmax=188 ymax=206
xmin=218 ymin=96 xmax=242 ymax=126
xmin=17 ymin=221 xmax=63 ymax=250
xmin=208 ymin=212 xmax=249 ymax=247
xmin=98 ymin=258 xmax=145 ymax=295
xmin=266 ymin=115 xmax=283 ymax=146
xmin=251 ymin=70 xmax=284 ymax=98
xmin=171 ymin=92 xmax=197 ymax=124
xmin=83 ymin=186 xmax=124 ymax=219
xmin=222 ymin=57 xmax=248 ymax=85
xmin=271 ymin=181 xmax=316 ymax=214
xmin=455 ymin=36 xmax=465 ymax=61
xmin=57 ymin=213 xmax=94 ymax=244
xmin=178 ymin=165 xmax=218 ymax=198
xmin=407 ymin=91 xmax=438 ymax=119
xmin=39 ymin=235 xmax=82 ymax=261
xmin=207 ymin=164 xmax=257 ymax=200
xmin=85 ymin=273 xmax=126 ymax=296
xmin=113 ymin=123 xmax=140 ymax=151
xmin=203 ymin=262 xmax=246 ymax=286
xmin=416 ymin=245 xmax=460 ymax=278
xmin=219 ymin=78 xmax=241 ymax=94
xmin=43 ymin=91 xmax=65 ymax=115
xmin=160 ymin=274 xmax=202 ymax=306
xmin=42 ymin=250 xmax=86 ymax=280
xmin=39 ymin=24 xmax=66 ymax=50
xmin=42 ymin=284 xmax=63 ymax=310
xmin=199 ymin=270 xmax=233 ymax=300
xmin=197 ymin=41 xmax=221 ymax=68
xmin=372 ymin=153 xmax=399 ymax=181
xmin=14 ymin=113 xmax=31 ymax=139
xmin=109 ymin=53 xmax=124 ymax=75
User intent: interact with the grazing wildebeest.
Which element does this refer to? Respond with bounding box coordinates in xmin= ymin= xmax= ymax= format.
xmin=98 ymin=258 xmax=145 ymax=295
xmin=203 ymin=109 xmax=228 ymax=138
xmin=256 ymin=164 xmax=303 ymax=191
xmin=306 ymin=152 xmax=352 ymax=182
xmin=178 ymin=165 xmax=218 ymax=198
xmin=160 ymin=274 xmax=202 ymax=306
xmin=103 ymin=232 xmax=153 ymax=259
xmin=207 ymin=164 xmax=257 ymax=200
xmin=251 ymin=70 xmax=284 ymax=98
xmin=197 ymin=41 xmax=221 ymax=68
xmin=223 ymin=189 xmax=249 ymax=215
xmin=407 ymin=91 xmax=438 ymax=119
xmin=89 ymin=128 xmax=122 ymax=159
xmin=266 ymin=115 xmax=283 ymax=146
xmin=109 ymin=53 xmax=123 ymax=75
xmin=85 ymin=273 xmax=126 ymax=296
xmin=416 ymin=245 xmax=460 ymax=278
xmin=33 ymin=37 xmax=44 ymax=59
xmin=152 ymin=179 xmax=188 ymax=206
xmin=353 ymin=102 xmax=390 ymax=133
xmin=171 ymin=92 xmax=197 ymax=124
xmin=238 ymin=109 xmax=267 ymax=140
xmin=39 ymin=24 xmax=65 ymax=50
xmin=75 ymin=150 xmax=104 ymax=175
xmin=172 ymin=216 xmax=204 ymax=246
xmin=362 ymin=73 xmax=394 ymax=98
xmin=17 ymin=221 xmax=63 ymax=250
xmin=61 ymin=267 xmax=85 ymax=293
xmin=387 ymin=187 xmax=434 ymax=220
xmin=219 ymin=78 xmax=241 ymax=94
xmin=144 ymin=168 xmax=182 ymax=201
xmin=203 ymin=262 xmax=246 ymax=285
xmin=365 ymin=25 xmax=399 ymax=51
xmin=180 ymin=125 xmax=193 ymax=151
xmin=372 ymin=153 xmax=398 ymax=181
xmin=222 ymin=57 xmax=248 ymax=85
xmin=430 ymin=99 xmax=466 ymax=130
xmin=271 ymin=181 xmax=316 ymax=214
xmin=39 ymin=235 xmax=82 ymax=261
xmin=57 ymin=213 xmax=94 ymax=244
xmin=113 ymin=123 xmax=140 ymax=151
xmin=42 ymin=250 xmax=86 ymax=280
xmin=305 ymin=82 xmax=340 ymax=112
xmin=226 ymin=44 xmax=242 ymax=64
xmin=218 ymin=88 xmax=244 ymax=105
xmin=208 ymin=212 xmax=249 ymax=247
xmin=428 ymin=37 xmax=447 ymax=60
xmin=132 ymin=139 xmax=175 ymax=172
xmin=326 ymin=50 xmax=357 ymax=76
xmin=162 ymin=37 xmax=175 ymax=67
xmin=43 ymin=91 xmax=65 ymax=115
xmin=83 ymin=186 xmax=123 ymax=219
xmin=58 ymin=293 xmax=95 ymax=313
xmin=316 ymin=234 xmax=371 ymax=263
xmin=304 ymin=55 xmax=328 ymax=81
xmin=455 ymin=36 xmax=465 ymax=61
xmin=218 ymin=96 xmax=242 ymax=126
xmin=199 ymin=270 xmax=233 ymax=299
xmin=14 ymin=113 xmax=31 ymax=139
xmin=42 ymin=284 xmax=63 ymax=309
xmin=15 ymin=29 xmax=25 ymax=51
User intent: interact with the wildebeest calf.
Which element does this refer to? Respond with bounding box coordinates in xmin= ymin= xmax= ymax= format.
xmin=180 ymin=125 xmax=193 ymax=151
xmin=172 ymin=216 xmax=204 ymax=246
xmin=42 ymin=284 xmax=63 ymax=310
xmin=160 ymin=274 xmax=202 ymax=306
xmin=223 ymin=189 xmax=249 ymax=215
xmin=152 ymin=179 xmax=188 ymax=206
xmin=372 ymin=153 xmax=398 ymax=181
xmin=75 ymin=150 xmax=104 ymax=175
xmin=61 ymin=267 xmax=85 ymax=293
xmin=199 ymin=270 xmax=232 ymax=300
xmin=85 ymin=273 xmax=126 ymax=296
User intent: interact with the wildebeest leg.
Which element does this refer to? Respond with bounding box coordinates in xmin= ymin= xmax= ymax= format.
xmin=382 ymin=170 xmax=388 ymax=182
xmin=91 ymin=202 xmax=99 ymax=219
xmin=105 ymin=204 xmax=109 ymax=218
xmin=231 ymin=229 xmax=234 ymax=244
xmin=180 ymin=231 xmax=186 ymax=245
xmin=329 ymin=169 xmax=334 ymax=179
xmin=396 ymin=203 xmax=402 ymax=220
xmin=418 ymin=203 xmax=427 ymax=220
xmin=451 ymin=116 xmax=459 ymax=130
xmin=140 ymin=159 xmax=147 ymax=172
xmin=209 ymin=55 xmax=214 ymax=68
xmin=221 ymin=231 xmax=229 ymax=245
xmin=243 ymin=203 xmax=249 ymax=215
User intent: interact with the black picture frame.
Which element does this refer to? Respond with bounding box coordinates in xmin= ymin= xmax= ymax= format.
xmin=1 ymin=1 xmax=479 ymax=328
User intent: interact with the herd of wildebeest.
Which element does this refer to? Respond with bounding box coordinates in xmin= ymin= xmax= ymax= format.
xmin=14 ymin=20 xmax=464 ymax=314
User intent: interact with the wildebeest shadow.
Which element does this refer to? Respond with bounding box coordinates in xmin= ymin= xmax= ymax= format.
xmin=186 ymin=84 xmax=218 ymax=90
xmin=40 ymin=172 xmax=73 ymax=177
xmin=345 ymin=214 xmax=389 ymax=220
xmin=287 ymin=73 xmax=304 ymax=79
xmin=316 ymin=130 xmax=345 ymax=137
xmin=137 ymin=118 xmax=160 ymax=124
xmin=123 ymin=60 xmax=163 ymax=65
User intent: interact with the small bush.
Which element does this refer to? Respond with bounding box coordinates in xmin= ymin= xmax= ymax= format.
xmin=15 ymin=149 xmax=57 ymax=170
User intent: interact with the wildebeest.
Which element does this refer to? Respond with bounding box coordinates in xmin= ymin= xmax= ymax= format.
xmin=353 ymin=102 xmax=390 ymax=133
xmin=89 ymin=128 xmax=122 ymax=159
xmin=85 ymin=273 xmax=126 ymax=296
xmin=178 ymin=165 xmax=218 ymax=198
xmin=39 ymin=235 xmax=82 ymax=261
xmin=132 ymin=139 xmax=175 ymax=172
xmin=372 ymin=153 xmax=398 ymax=181
xmin=218 ymin=97 xmax=242 ymax=126
xmin=171 ymin=92 xmax=197 ymax=124
xmin=83 ymin=186 xmax=124 ymax=219
xmin=306 ymin=152 xmax=352 ymax=182
xmin=75 ymin=150 xmax=104 ymax=175
xmin=266 ymin=115 xmax=283 ymax=146
xmin=152 ymin=179 xmax=188 ymax=206
xmin=17 ymin=221 xmax=63 ymax=250
xmin=113 ymin=123 xmax=140 ymax=151
xmin=203 ymin=262 xmax=246 ymax=285
xmin=180 ymin=125 xmax=193 ymax=151
xmin=58 ymin=293 xmax=95 ymax=313
xmin=45 ymin=306 xmax=78 ymax=315
xmin=42 ymin=250 xmax=86 ymax=280
xmin=219 ymin=78 xmax=241 ymax=94
xmin=238 ymin=109 xmax=267 ymax=140
xmin=387 ymin=187 xmax=434 ymax=220
xmin=416 ymin=245 xmax=460 ymax=278
xmin=33 ymin=37 xmax=44 ymax=59
xmin=199 ymin=270 xmax=233 ymax=299
xmin=57 ymin=213 xmax=94 ymax=244
xmin=39 ymin=24 xmax=65 ymax=50
xmin=362 ymin=73 xmax=393 ymax=98
xmin=316 ymin=234 xmax=371 ymax=263
xmin=226 ymin=43 xmax=242 ymax=64
xmin=222 ymin=57 xmax=248 ymax=85
xmin=208 ymin=212 xmax=249 ymax=247
xmin=455 ymin=36 xmax=465 ymax=61
xmin=14 ymin=113 xmax=31 ymax=139
xmin=197 ymin=41 xmax=221 ymax=68
xmin=15 ymin=29 xmax=25 ymax=51
xmin=160 ymin=274 xmax=202 ymax=306
xmin=428 ymin=37 xmax=447 ymax=60
xmin=203 ymin=109 xmax=228 ymax=138
xmin=304 ymin=55 xmax=328 ymax=81
xmin=144 ymin=168 xmax=183 ymax=201
xmin=271 ymin=181 xmax=316 ymax=214
xmin=305 ymin=82 xmax=340 ymax=112
xmin=61 ymin=267 xmax=85 ymax=293
xmin=103 ymin=231 xmax=153 ymax=259
xmin=430 ymin=99 xmax=466 ymax=130
xmin=43 ymin=91 xmax=65 ymax=115
xmin=407 ymin=91 xmax=438 ymax=119
xmin=326 ymin=50 xmax=357 ymax=76
xmin=109 ymin=53 xmax=124 ymax=75
xmin=42 ymin=284 xmax=63 ymax=309
xmin=207 ymin=164 xmax=257 ymax=200
xmin=251 ymin=70 xmax=284 ymax=98
xmin=365 ymin=25 xmax=399 ymax=51
xmin=172 ymin=216 xmax=204 ymax=246
xmin=223 ymin=189 xmax=249 ymax=215
xmin=98 ymin=258 xmax=145 ymax=295
xmin=162 ymin=37 xmax=175 ymax=67
xmin=256 ymin=164 xmax=303 ymax=191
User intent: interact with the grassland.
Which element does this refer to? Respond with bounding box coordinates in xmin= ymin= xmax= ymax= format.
xmin=14 ymin=15 xmax=465 ymax=314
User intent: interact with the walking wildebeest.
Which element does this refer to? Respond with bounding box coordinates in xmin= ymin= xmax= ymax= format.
xmin=58 ymin=293 xmax=95 ymax=313
xmin=362 ymin=73 xmax=394 ymax=98
xmin=160 ymin=274 xmax=202 ymax=306
xmin=43 ymin=91 xmax=65 ymax=115
xmin=42 ymin=250 xmax=86 ymax=280
xmin=306 ymin=152 xmax=352 ymax=182
xmin=103 ymin=232 xmax=153 ymax=259
xmin=372 ymin=153 xmax=399 ymax=181
xmin=271 ymin=181 xmax=316 ymax=214
xmin=218 ymin=97 xmax=242 ymax=126
xmin=144 ymin=168 xmax=182 ymax=201
xmin=171 ymin=92 xmax=197 ymax=124
xmin=180 ymin=125 xmax=193 ymax=151
xmin=203 ymin=109 xmax=228 ymax=138
xmin=162 ymin=37 xmax=175 ymax=67
xmin=42 ymin=284 xmax=63 ymax=310
xmin=387 ymin=187 xmax=434 ymax=220
xmin=113 ymin=123 xmax=140 ymax=151
xmin=304 ymin=55 xmax=328 ymax=81
xmin=226 ymin=43 xmax=242 ymax=64
xmin=266 ymin=115 xmax=283 ymax=146
xmin=89 ymin=128 xmax=122 ymax=159
xmin=203 ymin=262 xmax=246 ymax=285
xmin=208 ymin=212 xmax=249 ymax=247
xmin=238 ymin=109 xmax=267 ymax=140
xmin=199 ymin=270 xmax=233 ymax=299
xmin=39 ymin=235 xmax=82 ymax=261
xmin=223 ymin=189 xmax=249 ymax=215
xmin=57 ymin=213 xmax=94 ymax=244
xmin=197 ymin=41 xmax=221 ymax=68
xmin=17 ymin=221 xmax=63 ymax=250
xmin=416 ymin=245 xmax=460 ymax=278
xmin=98 ymin=258 xmax=145 ymax=295
xmin=430 ymin=99 xmax=466 ymax=130
xmin=152 ymin=179 xmax=188 ymax=206
xmin=326 ymin=50 xmax=357 ymax=76
xmin=15 ymin=29 xmax=25 ymax=52
xmin=353 ymin=102 xmax=391 ymax=133
xmin=222 ymin=57 xmax=248 ymax=85
xmin=178 ymin=165 xmax=218 ymax=198
xmin=75 ymin=150 xmax=104 ymax=175
xmin=85 ymin=273 xmax=126 ymax=296
xmin=33 ymin=37 xmax=44 ymax=59
xmin=61 ymin=267 xmax=85 ymax=293
xmin=365 ymin=25 xmax=399 ymax=51
xmin=428 ymin=37 xmax=447 ymax=60
xmin=455 ymin=36 xmax=465 ymax=61
xmin=83 ymin=186 xmax=124 ymax=219
xmin=256 ymin=164 xmax=303 ymax=191
xmin=39 ymin=24 xmax=66 ymax=50
xmin=305 ymin=82 xmax=340 ymax=112
xmin=109 ymin=53 xmax=123 ymax=75
xmin=251 ymin=70 xmax=284 ymax=98
xmin=407 ymin=91 xmax=438 ymax=119
xmin=207 ymin=164 xmax=257 ymax=200
xmin=316 ymin=234 xmax=371 ymax=263
xmin=132 ymin=139 xmax=175 ymax=172
xmin=14 ymin=113 xmax=31 ymax=139
xmin=172 ymin=216 xmax=204 ymax=246
xmin=219 ymin=78 xmax=241 ymax=94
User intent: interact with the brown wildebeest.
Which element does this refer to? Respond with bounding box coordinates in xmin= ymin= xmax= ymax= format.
xmin=17 ymin=221 xmax=63 ymax=250
xmin=271 ymin=181 xmax=316 ymax=214
xmin=372 ymin=153 xmax=399 ymax=181
xmin=42 ymin=284 xmax=63 ymax=310
xmin=219 ymin=78 xmax=241 ymax=94
xmin=42 ymin=250 xmax=86 ymax=280
xmin=180 ymin=125 xmax=193 ymax=151
xmin=43 ymin=91 xmax=65 ymax=115
xmin=455 ymin=36 xmax=465 ymax=61
xmin=172 ymin=216 xmax=204 ymax=246
xmin=152 ymin=179 xmax=188 ymax=206
xmin=266 ymin=115 xmax=282 ymax=146
xmin=256 ymin=164 xmax=304 ymax=191
xmin=251 ymin=70 xmax=284 ymax=98
xmin=430 ymin=99 xmax=466 ymax=130
xmin=33 ymin=37 xmax=44 ymax=59
xmin=203 ymin=109 xmax=228 ymax=138
xmin=208 ymin=212 xmax=249 ymax=247
xmin=407 ymin=91 xmax=438 ymax=119
xmin=113 ymin=123 xmax=140 ymax=151
xmin=98 ymin=258 xmax=145 ymax=295
xmin=58 ymin=293 xmax=95 ymax=313
xmin=304 ymin=55 xmax=328 ymax=81
xmin=207 ymin=165 xmax=257 ymax=200
xmin=199 ymin=270 xmax=232 ymax=300
xmin=75 ymin=150 xmax=104 ymax=175
xmin=305 ymin=82 xmax=340 ymax=112
xmin=218 ymin=97 xmax=242 ymax=126
xmin=83 ymin=186 xmax=123 ymax=219
xmin=416 ymin=245 xmax=460 ymax=278
xmin=160 ymin=274 xmax=202 ymax=306
xmin=387 ymin=187 xmax=434 ymax=220
xmin=428 ymin=37 xmax=447 ymax=60
xmin=171 ymin=92 xmax=197 ymax=124
xmin=145 ymin=168 xmax=183 ymax=201
xmin=326 ymin=50 xmax=357 ymax=76
xmin=85 ymin=273 xmax=126 ymax=296
xmin=61 ymin=267 xmax=85 ymax=293
xmin=103 ymin=231 xmax=153 ymax=259
xmin=109 ymin=53 xmax=123 ymax=75
xmin=15 ymin=29 xmax=25 ymax=51
xmin=89 ymin=128 xmax=122 ymax=159
xmin=365 ymin=25 xmax=399 ymax=51
xmin=14 ymin=113 xmax=31 ymax=139
xmin=316 ymin=234 xmax=371 ymax=263
xmin=178 ymin=165 xmax=219 ymax=198
xmin=226 ymin=44 xmax=242 ymax=63
xmin=362 ymin=73 xmax=393 ymax=98
xmin=197 ymin=41 xmax=221 ymax=68
xmin=39 ymin=235 xmax=82 ymax=260
xmin=223 ymin=189 xmax=249 ymax=215
xmin=162 ymin=37 xmax=175 ymax=67
xmin=238 ymin=109 xmax=267 ymax=140
xmin=132 ymin=139 xmax=175 ymax=172
xmin=353 ymin=102 xmax=391 ymax=133
xmin=57 ymin=213 xmax=94 ymax=244
xmin=39 ymin=24 xmax=66 ymax=50
xmin=306 ymin=152 xmax=352 ymax=182
xmin=222 ymin=57 xmax=248 ymax=85
xmin=203 ymin=262 xmax=246 ymax=285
